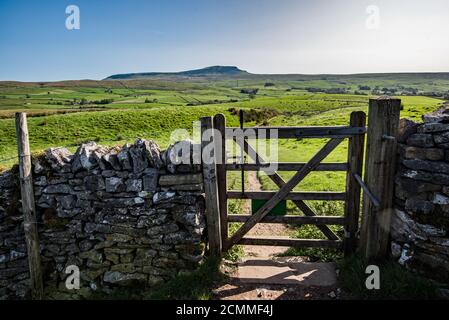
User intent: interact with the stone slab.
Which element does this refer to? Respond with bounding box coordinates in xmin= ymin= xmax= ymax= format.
xmin=232 ymin=257 xmax=337 ymax=287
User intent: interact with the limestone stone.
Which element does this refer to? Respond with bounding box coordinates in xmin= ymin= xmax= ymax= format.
xmin=72 ymin=142 xmax=109 ymax=172
xmin=147 ymin=223 xmax=179 ymax=236
xmin=403 ymin=159 xmax=449 ymax=174
xmin=142 ymin=168 xmax=159 ymax=192
xmin=105 ymin=177 xmax=125 ymax=193
xmin=390 ymin=209 xmax=444 ymax=242
xmin=418 ymin=122 xmax=449 ymax=133
xmin=143 ymin=140 xmax=163 ymax=169
xmin=432 ymin=193 xmax=449 ymax=205
xmin=158 ymin=173 xmax=202 ymax=186
xmin=120 ymin=253 xmax=134 ymax=263
xmin=434 ymin=131 xmax=449 ymax=144
xmin=399 ymin=145 xmax=444 ymax=161
xmin=84 ymin=175 xmax=105 ymax=191
xmin=153 ymin=191 xmax=176 ymax=204
xmin=56 ymin=195 xmax=75 ymax=210
xmin=38 ymin=194 xmax=56 ymax=208
xmin=46 ymin=148 xmax=73 ymax=172
xmin=79 ymin=240 xmax=94 ymax=252
xmin=57 ymin=207 xmax=81 ymax=218
xmin=405 ymin=198 xmax=434 ymax=215
xmin=34 ymin=176 xmax=47 ymax=186
xmin=129 ymin=140 xmax=149 ymax=173
xmin=110 ymin=264 xmax=139 ymax=273
xmin=104 ymin=248 xmax=135 ymax=255
xmin=107 ymin=233 xmax=133 ymax=243
xmin=423 ymin=108 xmax=449 ymax=123
xmin=79 ymin=250 xmax=103 ymax=264
xmin=103 ymin=271 xmax=147 ymax=286
xmin=105 ymin=253 xmax=120 ymax=264
xmin=135 ymin=248 xmax=157 ymax=262
xmin=397 ymin=119 xmax=418 ymax=143
xmin=117 ymin=144 xmax=132 ymax=171
xmin=406 ymin=134 xmax=434 ymax=148
xmin=137 ymin=214 xmax=169 ymax=228
xmin=125 ymin=179 xmax=142 ymax=192
xmin=43 ymin=184 xmax=73 ymax=194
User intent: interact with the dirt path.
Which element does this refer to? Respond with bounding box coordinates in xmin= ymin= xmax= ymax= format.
xmin=241 ymin=171 xmax=291 ymax=257
xmin=212 ymin=172 xmax=342 ymax=300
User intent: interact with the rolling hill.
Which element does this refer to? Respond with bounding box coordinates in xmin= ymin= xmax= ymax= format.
xmin=104 ymin=66 xmax=250 ymax=80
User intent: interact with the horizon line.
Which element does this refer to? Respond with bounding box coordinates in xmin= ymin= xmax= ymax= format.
xmin=2 ymin=69 xmax=449 ymax=83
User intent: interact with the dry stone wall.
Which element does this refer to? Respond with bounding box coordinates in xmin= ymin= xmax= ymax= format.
xmin=392 ymin=108 xmax=449 ymax=283
xmin=0 ymin=139 xmax=206 ymax=299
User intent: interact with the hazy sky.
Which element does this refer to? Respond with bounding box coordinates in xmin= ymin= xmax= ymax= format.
xmin=1 ymin=0 xmax=449 ymax=81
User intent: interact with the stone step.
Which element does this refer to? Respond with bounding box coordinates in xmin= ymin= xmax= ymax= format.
xmin=231 ymin=256 xmax=337 ymax=287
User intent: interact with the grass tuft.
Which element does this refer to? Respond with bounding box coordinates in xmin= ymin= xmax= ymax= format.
xmin=337 ymin=254 xmax=439 ymax=299
xmin=146 ymin=256 xmax=224 ymax=300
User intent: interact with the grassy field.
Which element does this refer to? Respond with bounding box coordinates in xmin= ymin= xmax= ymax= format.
xmin=0 ymin=76 xmax=445 ymax=261
xmin=0 ymin=82 xmax=443 ymax=165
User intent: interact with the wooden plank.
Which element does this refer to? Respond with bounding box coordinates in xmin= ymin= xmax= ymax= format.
xmin=239 ymin=237 xmax=343 ymax=248
xmin=213 ymin=114 xmax=228 ymax=247
xmin=234 ymin=138 xmax=340 ymax=241
xmin=360 ymin=98 xmax=401 ymax=260
xmin=15 ymin=112 xmax=44 ymax=300
xmin=228 ymin=215 xmax=345 ymax=225
xmin=343 ymin=111 xmax=366 ymax=256
xmin=226 ymin=126 xmax=366 ymax=139
xmin=226 ymin=162 xmax=348 ymax=172
xmin=200 ymin=116 xmax=222 ymax=256
xmin=227 ymin=138 xmax=344 ymax=248
xmin=227 ymin=191 xmax=346 ymax=201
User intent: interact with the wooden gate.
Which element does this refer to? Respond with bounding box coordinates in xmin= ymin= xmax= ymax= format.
xmin=201 ymin=98 xmax=401 ymax=258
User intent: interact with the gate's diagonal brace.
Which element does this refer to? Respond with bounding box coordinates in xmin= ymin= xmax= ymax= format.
xmin=233 ymin=138 xmax=340 ymax=241
xmin=227 ymin=138 xmax=344 ymax=248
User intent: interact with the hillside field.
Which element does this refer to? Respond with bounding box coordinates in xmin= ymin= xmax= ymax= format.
xmin=0 ymin=77 xmax=445 ymax=167
xmin=0 ymin=74 xmax=446 ymax=260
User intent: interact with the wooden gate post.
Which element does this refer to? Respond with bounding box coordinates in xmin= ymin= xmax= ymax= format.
xmin=359 ymin=98 xmax=401 ymax=260
xmin=200 ymin=116 xmax=222 ymax=256
xmin=344 ymin=111 xmax=366 ymax=255
xmin=213 ymin=114 xmax=228 ymax=247
xmin=15 ymin=112 xmax=44 ymax=299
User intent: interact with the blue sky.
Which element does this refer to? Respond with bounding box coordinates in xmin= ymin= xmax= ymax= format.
xmin=1 ymin=0 xmax=449 ymax=81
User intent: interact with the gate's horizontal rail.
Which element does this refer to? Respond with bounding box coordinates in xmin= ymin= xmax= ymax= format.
xmin=225 ymin=162 xmax=348 ymax=172
xmin=239 ymin=237 xmax=343 ymax=248
xmin=227 ymin=214 xmax=345 ymax=225
xmin=227 ymin=191 xmax=346 ymax=201
xmin=225 ymin=126 xmax=366 ymax=139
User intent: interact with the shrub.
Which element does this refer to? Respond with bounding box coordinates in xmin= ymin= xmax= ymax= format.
xmin=240 ymin=88 xmax=259 ymax=95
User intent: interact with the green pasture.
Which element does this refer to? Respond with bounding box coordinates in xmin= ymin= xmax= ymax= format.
xmin=0 ymin=77 xmax=445 ymax=263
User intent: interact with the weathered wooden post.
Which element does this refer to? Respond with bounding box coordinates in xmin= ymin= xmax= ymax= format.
xmin=360 ymin=97 xmax=401 ymax=260
xmin=201 ymin=116 xmax=222 ymax=256
xmin=213 ymin=114 xmax=228 ymax=247
xmin=15 ymin=112 xmax=44 ymax=299
xmin=344 ymin=111 xmax=366 ymax=255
